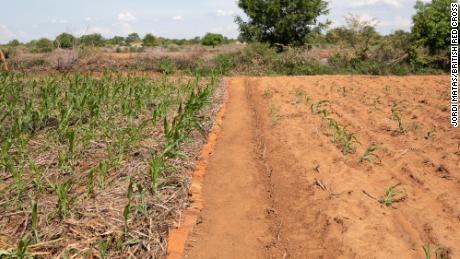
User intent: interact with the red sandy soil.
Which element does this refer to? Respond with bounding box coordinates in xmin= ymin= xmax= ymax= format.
xmin=182 ymin=76 xmax=459 ymax=258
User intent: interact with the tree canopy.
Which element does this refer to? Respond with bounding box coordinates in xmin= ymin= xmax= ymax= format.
xmin=126 ymin=33 xmax=141 ymax=45
xmin=80 ymin=34 xmax=105 ymax=47
xmin=201 ymin=33 xmax=225 ymax=48
xmin=143 ymin=33 xmax=158 ymax=47
xmin=235 ymin=0 xmax=329 ymax=46
xmin=55 ymin=33 xmax=75 ymax=48
xmin=411 ymin=0 xmax=452 ymax=55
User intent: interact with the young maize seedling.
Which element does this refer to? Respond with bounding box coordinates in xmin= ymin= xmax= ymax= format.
xmin=15 ymin=236 xmax=31 ymax=259
xmin=54 ymin=180 xmax=72 ymax=219
xmin=123 ymin=181 xmax=133 ymax=236
xmin=340 ymin=86 xmax=347 ymax=97
xmin=360 ymin=145 xmax=382 ymax=164
xmin=331 ymin=124 xmax=359 ymax=155
xmin=98 ymin=239 xmax=108 ymax=259
xmin=262 ymin=88 xmax=273 ymax=98
xmin=311 ymin=100 xmax=329 ymax=114
xmin=66 ymin=129 xmax=76 ymax=155
xmin=270 ymin=104 xmax=279 ymax=125
xmin=423 ymin=244 xmax=436 ymax=259
xmin=422 ymin=244 xmax=447 ymax=259
xmin=85 ymin=167 xmax=96 ymax=198
xmin=8 ymin=163 xmax=24 ymax=209
xmin=384 ymin=85 xmax=390 ymax=95
xmin=378 ymin=183 xmax=405 ymax=207
xmin=372 ymin=96 xmax=381 ymax=109
xmin=136 ymin=183 xmax=147 ymax=216
xmin=292 ymin=88 xmax=311 ymax=105
xmin=29 ymin=160 xmax=43 ymax=191
xmin=425 ymin=128 xmax=436 ymax=140
xmin=97 ymin=160 xmax=111 ymax=189
xmin=30 ymin=198 xmax=39 ymax=243
xmin=149 ymin=154 xmax=163 ymax=193
xmin=391 ymin=104 xmax=406 ymax=133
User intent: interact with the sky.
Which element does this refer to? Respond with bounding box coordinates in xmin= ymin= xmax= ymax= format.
xmin=0 ymin=0 xmax=429 ymax=44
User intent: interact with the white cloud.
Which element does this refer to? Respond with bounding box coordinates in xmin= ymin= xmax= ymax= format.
xmin=51 ymin=18 xmax=69 ymax=24
xmin=116 ymin=12 xmax=137 ymax=34
xmin=347 ymin=0 xmax=403 ymax=8
xmin=117 ymin=12 xmax=137 ymax=23
xmin=0 ymin=24 xmax=16 ymax=42
xmin=217 ymin=10 xmax=235 ymax=16
xmin=172 ymin=15 xmax=183 ymax=21
xmin=84 ymin=17 xmax=95 ymax=22
xmin=380 ymin=16 xmax=412 ymax=29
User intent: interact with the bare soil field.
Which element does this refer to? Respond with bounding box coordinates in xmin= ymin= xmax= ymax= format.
xmin=183 ymin=76 xmax=459 ymax=259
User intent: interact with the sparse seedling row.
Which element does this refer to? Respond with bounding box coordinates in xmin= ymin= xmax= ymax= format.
xmin=308 ymin=98 xmax=359 ymax=155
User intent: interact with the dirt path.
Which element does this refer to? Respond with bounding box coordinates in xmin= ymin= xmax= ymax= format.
xmin=184 ymin=78 xmax=280 ymax=259
xmin=183 ymin=76 xmax=459 ymax=259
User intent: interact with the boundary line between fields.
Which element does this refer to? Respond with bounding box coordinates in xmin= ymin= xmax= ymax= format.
xmin=166 ymin=79 xmax=228 ymax=259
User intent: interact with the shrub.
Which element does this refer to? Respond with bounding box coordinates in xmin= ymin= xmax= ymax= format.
xmin=231 ymin=43 xmax=277 ymax=74
xmin=156 ymin=58 xmax=177 ymax=74
xmin=213 ymin=54 xmax=234 ymax=75
xmin=7 ymin=39 xmax=21 ymax=47
xmin=273 ymin=51 xmax=332 ymax=75
xmin=32 ymin=38 xmax=54 ymax=53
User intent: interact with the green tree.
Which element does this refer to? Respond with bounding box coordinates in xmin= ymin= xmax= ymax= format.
xmin=55 ymin=33 xmax=75 ymax=48
xmin=235 ymin=0 xmax=329 ymax=47
xmin=8 ymin=39 xmax=20 ymax=47
xmin=201 ymin=33 xmax=224 ymax=48
xmin=412 ymin=0 xmax=452 ymax=55
xmin=33 ymin=38 xmax=54 ymax=53
xmin=342 ymin=14 xmax=381 ymax=59
xmin=80 ymin=33 xmax=105 ymax=47
xmin=126 ymin=33 xmax=141 ymax=45
xmin=325 ymin=28 xmax=352 ymax=45
xmin=143 ymin=33 xmax=158 ymax=47
xmin=375 ymin=30 xmax=412 ymax=62
xmin=110 ymin=36 xmax=126 ymax=46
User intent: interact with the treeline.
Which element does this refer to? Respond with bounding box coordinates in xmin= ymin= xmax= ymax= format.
xmin=233 ymin=0 xmax=452 ymax=73
xmin=2 ymin=32 xmax=236 ymax=53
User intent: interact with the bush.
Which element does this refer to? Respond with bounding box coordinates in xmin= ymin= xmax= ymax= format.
xmin=273 ymin=57 xmax=332 ymax=75
xmin=32 ymin=38 xmax=54 ymax=53
xmin=7 ymin=39 xmax=20 ymax=47
xmin=156 ymin=58 xmax=177 ymax=74
xmin=2 ymin=47 xmax=17 ymax=59
xmin=231 ymin=43 xmax=277 ymax=74
xmin=213 ymin=54 xmax=234 ymax=75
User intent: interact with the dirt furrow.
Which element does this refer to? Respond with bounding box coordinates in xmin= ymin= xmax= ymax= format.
xmin=184 ymin=77 xmax=279 ymax=259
